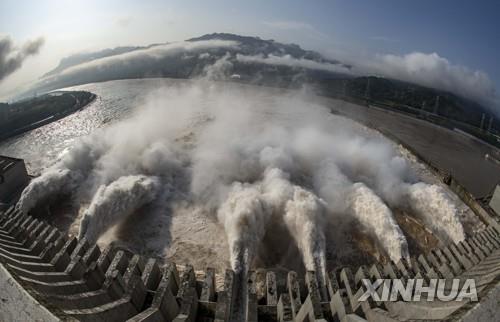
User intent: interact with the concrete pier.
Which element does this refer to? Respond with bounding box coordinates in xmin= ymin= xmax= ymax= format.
xmin=0 ymin=203 xmax=499 ymax=321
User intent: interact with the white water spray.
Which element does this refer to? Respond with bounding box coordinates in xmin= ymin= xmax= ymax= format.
xmin=348 ymin=183 xmax=409 ymax=261
xmin=284 ymin=187 xmax=327 ymax=281
xmin=314 ymin=160 xmax=409 ymax=261
xmin=405 ymin=183 xmax=466 ymax=243
xmin=16 ymin=137 xmax=102 ymax=214
xmin=15 ymin=79 xmax=470 ymax=272
xmin=16 ymin=168 xmax=83 ymax=214
xmin=78 ymin=175 xmax=161 ymax=243
xmin=217 ymin=183 xmax=268 ymax=273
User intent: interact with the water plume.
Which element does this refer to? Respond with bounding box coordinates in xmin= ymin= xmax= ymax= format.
xmin=16 ymin=168 xmax=83 ymax=214
xmin=405 ymin=183 xmax=466 ymax=243
xmin=284 ymin=187 xmax=327 ymax=282
xmin=260 ymin=167 xmax=295 ymax=212
xmin=16 ymin=136 xmax=105 ymax=213
xmin=78 ymin=175 xmax=161 ymax=243
xmin=332 ymin=141 xmax=466 ymax=246
xmin=217 ymin=183 xmax=268 ymax=273
xmin=259 ymin=167 xmax=327 ymax=278
xmin=314 ymin=160 xmax=409 ymax=261
xmin=348 ymin=183 xmax=409 ymax=261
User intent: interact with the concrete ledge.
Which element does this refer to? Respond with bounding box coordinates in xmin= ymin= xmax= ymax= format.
xmin=0 ymin=263 xmax=60 ymax=322
xmin=1 ymin=195 xmax=499 ymax=322
xmin=460 ymin=281 xmax=500 ymax=322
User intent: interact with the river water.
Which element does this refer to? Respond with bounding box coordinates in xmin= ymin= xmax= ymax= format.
xmin=0 ymin=78 xmax=489 ymax=271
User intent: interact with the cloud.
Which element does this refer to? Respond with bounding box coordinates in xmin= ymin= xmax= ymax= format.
xmin=61 ymin=39 xmax=238 ymax=75
xmin=0 ymin=36 xmax=44 ymax=82
xmin=27 ymin=32 xmax=496 ymax=110
xmin=238 ymin=50 xmax=497 ymax=109
xmin=198 ymin=52 xmax=210 ymax=59
xmin=37 ymin=39 xmax=239 ymax=90
xmin=354 ymin=52 xmax=497 ymax=106
xmin=236 ymin=53 xmax=351 ymax=74
xmin=203 ymin=52 xmax=233 ymax=80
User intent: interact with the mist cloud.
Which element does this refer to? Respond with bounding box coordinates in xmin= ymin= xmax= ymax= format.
xmin=17 ymin=78 xmax=467 ymax=272
xmin=236 ymin=50 xmax=497 ymax=109
xmin=0 ymin=36 xmax=44 ymax=82
xmin=38 ymin=39 xmax=239 ymax=90
xmin=31 ymin=33 xmax=497 ymax=109
xmin=352 ymin=52 xmax=497 ymax=107
xmin=236 ymin=53 xmax=351 ymax=74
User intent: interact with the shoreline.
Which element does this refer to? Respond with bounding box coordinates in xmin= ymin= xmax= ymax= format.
xmin=0 ymin=92 xmax=97 ymax=141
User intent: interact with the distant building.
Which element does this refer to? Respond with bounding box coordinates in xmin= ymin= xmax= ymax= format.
xmin=0 ymin=155 xmax=30 ymax=204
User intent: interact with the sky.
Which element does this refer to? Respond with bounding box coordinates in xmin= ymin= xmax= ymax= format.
xmin=0 ymin=0 xmax=499 ymax=102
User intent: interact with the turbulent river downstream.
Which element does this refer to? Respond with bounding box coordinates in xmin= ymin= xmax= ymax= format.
xmin=0 ymin=78 xmax=484 ymax=273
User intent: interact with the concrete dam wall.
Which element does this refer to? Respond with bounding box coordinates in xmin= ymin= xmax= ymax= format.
xmin=0 ymin=204 xmax=499 ymax=321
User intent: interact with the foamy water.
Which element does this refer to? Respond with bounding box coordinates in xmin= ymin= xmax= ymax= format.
xmin=2 ymin=79 xmax=480 ymax=272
